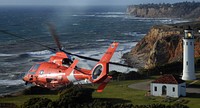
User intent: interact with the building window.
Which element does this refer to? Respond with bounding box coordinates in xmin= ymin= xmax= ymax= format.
xmin=186 ymin=61 xmax=188 ymax=65
xmin=162 ymin=85 xmax=167 ymax=95
xmin=173 ymin=87 xmax=175 ymax=92
xmin=154 ymin=86 xmax=157 ymax=91
xmin=190 ymin=42 xmax=192 ymax=45
xmin=186 ymin=42 xmax=188 ymax=45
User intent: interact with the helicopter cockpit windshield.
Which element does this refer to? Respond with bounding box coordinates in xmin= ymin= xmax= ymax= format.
xmin=28 ymin=64 xmax=40 ymax=75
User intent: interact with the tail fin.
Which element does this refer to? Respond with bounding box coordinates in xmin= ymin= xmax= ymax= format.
xmin=100 ymin=42 xmax=119 ymax=63
xmin=90 ymin=42 xmax=118 ymax=92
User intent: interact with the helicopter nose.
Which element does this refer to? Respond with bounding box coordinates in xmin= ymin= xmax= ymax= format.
xmin=22 ymin=75 xmax=29 ymax=82
xmin=23 ymin=76 xmax=30 ymax=85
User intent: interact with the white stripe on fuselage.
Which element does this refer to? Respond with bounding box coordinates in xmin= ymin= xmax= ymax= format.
xmin=67 ymin=70 xmax=77 ymax=82
xmin=38 ymin=73 xmax=66 ymax=78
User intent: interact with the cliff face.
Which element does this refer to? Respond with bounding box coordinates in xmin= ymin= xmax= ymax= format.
xmin=123 ymin=22 xmax=200 ymax=69
xmin=127 ymin=6 xmax=173 ymax=18
xmin=127 ymin=2 xmax=200 ymax=19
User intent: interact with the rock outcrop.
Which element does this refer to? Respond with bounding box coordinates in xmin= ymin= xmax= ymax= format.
xmin=127 ymin=2 xmax=200 ymax=19
xmin=123 ymin=21 xmax=200 ymax=69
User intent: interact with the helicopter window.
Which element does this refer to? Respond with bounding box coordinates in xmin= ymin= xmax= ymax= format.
xmin=29 ymin=72 xmax=36 ymax=75
xmin=62 ymin=58 xmax=73 ymax=65
xmin=29 ymin=64 xmax=40 ymax=72
xmin=40 ymin=70 xmax=44 ymax=75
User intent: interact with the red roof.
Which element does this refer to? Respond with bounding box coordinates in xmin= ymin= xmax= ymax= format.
xmin=152 ymin=74 xmax=185 ymax=84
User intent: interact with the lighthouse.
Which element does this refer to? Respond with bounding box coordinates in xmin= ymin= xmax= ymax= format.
xmin=182 ymin=28 xmax=196 ymax=80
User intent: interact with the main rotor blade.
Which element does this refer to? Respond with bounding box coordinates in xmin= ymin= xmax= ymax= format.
xmin=0 ymin=30 xmax=57 ymax=52
xmin=0 ymin=30 xmax=133 ymax=68
xmin=47 ymin=23 xmax=62 ymax=51
xmin=62 ymin=50 xmax=99 ymax=62
xmin=108 ymin=61 xmax=133 ymax=68
xmin=62 ymin=50 xmax=133 ymax=68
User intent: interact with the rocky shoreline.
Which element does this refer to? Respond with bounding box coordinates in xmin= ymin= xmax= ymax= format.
xmin=123 ymin=21 xmax=200 ymax=69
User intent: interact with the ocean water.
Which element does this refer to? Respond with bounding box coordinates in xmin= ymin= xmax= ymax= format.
xmin=0 ymin=6 xmax=187 ymax=95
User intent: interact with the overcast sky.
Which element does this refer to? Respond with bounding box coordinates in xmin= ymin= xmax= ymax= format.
xmin=0 ymin=0 xmax=200 ymax=6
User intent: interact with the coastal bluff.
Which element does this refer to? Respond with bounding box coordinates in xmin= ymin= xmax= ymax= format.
xmin=123 ymin=21 xmax=200 ymax=69
xmin=127 ymin=2 xmax=200 ymax=19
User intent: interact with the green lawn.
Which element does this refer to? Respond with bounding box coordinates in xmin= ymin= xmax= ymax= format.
xmin=0 ymin=78 xmax=200 ymax=108
xmin=92 ymin=79 xmax=200 ymax=107
xmin=93 ymin=80 xmax=166 ymax=105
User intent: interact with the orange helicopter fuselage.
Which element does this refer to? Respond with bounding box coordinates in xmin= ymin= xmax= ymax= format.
xmin=23 ymin=52 xmax=91 ymax=89
xmin=23 ymin=42 xmax=119 ymax=92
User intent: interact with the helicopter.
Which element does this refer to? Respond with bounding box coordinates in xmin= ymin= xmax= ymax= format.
xmin=0 ymin=24 xmax=132 ymax=92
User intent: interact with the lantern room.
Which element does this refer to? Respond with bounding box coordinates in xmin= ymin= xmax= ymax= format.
xmin=184 ymin=29 xmax=194 ymax=39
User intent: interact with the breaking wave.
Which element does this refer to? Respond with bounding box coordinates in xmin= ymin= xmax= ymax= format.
xmin=26 ymin=50 xmax=54 ymax=57
xmin=71 ymin=12 xmax=126 ymax=18
xmin=0 ymin=53 xmax=17 ymax=57
xmin=121 ymin=32 xmax=146 ymax=37
xmin=0 ymin=80 xmax=24 ymax=86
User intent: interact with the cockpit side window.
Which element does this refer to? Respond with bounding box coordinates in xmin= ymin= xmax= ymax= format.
xmin=29 ymin=64 xmax=40 ymax=73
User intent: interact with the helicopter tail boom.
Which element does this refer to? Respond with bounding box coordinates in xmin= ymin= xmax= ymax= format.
xmin=90 ymin=42 xmax=118 ymax=92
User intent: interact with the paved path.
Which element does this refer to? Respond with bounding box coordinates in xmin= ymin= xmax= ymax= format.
xmin=186 ymin=80 xmax=200 ymax=93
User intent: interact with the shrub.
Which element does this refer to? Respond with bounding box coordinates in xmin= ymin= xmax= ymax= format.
xmin=21 ymin=97 xmax=52 ymax=108
xmin=138 ymin=62 xmax=182 ymax=76
xmin=109 ymin=70 xmax=143 ymax=81
xmin=22 ymin=86 xmax=58 ymax=95
xmin=57 ymin=86 xmax=94 ymax=107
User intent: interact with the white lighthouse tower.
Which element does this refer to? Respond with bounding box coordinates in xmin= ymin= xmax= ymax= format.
xmin=182 ymin=28 xmax=196 ymax=80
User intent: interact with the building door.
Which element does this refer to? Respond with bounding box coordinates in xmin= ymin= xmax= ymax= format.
xmin=162 ymin=85 xmax=167 ymax=95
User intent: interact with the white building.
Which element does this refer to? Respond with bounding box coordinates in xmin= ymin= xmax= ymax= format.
xmin=151 ymin=74 xmax=186 ymax=98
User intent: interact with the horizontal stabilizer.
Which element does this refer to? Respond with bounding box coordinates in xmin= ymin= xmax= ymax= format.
xmin=97 ymin=76 xmax=112 ymax=92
